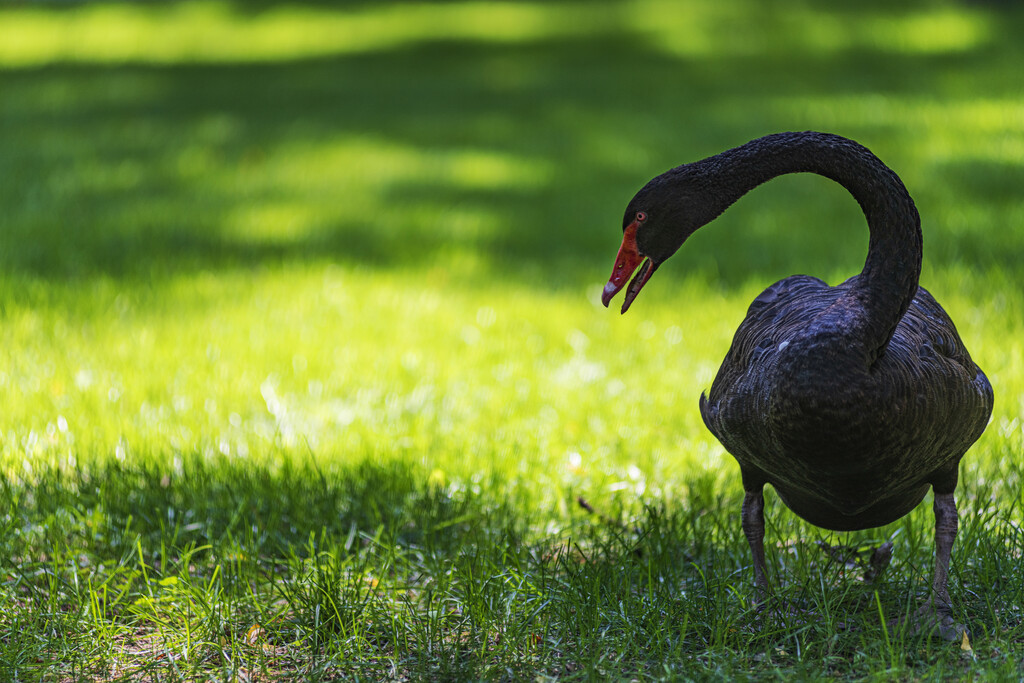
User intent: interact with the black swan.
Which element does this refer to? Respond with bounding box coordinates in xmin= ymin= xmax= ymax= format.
xmin=601 ymin=131 xmax=993 ymax=639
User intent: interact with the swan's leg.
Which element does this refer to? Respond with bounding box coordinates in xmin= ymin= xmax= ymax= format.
xmin=742 ymin=488 xmax=769 ymax=596
xmin=931 ymin=491 xmax=957 ymax=611
xmin=902 ymin=490 xmax=964 ymax=640
xmin=924 ymin=491 xmax=965 ymax=640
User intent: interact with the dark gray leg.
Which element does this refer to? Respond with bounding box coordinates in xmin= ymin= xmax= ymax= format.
xmin=931 ymin=491 xmax=958 ymax=613
xmin=742 ymin=488 xmax=769 ymax=595
xmin=904 ymin=490 xmax=963 ymax=640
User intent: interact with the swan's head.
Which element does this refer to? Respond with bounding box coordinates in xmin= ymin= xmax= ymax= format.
xmin=601 ymin=168 xmax=709 ymax=313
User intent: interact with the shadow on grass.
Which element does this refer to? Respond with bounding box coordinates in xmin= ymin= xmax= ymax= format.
xmin=0 ymin=454 xmax=492 ymax=561
xmin=2 ymin=451 xmax=1023 ymax=678
xmin=3 ymin=6 xmax=1024 ymax=291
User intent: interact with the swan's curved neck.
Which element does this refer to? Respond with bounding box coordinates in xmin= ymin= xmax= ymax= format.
xmin=702 ymin=132 xmax=922 ymax=356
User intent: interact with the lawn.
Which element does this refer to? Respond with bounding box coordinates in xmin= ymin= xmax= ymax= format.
xmin=1 ymin=0 xmax=1023 ymax=679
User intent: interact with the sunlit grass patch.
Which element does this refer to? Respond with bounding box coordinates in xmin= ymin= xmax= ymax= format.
xmin=634 ymin=2 xmax=992 ymax=59
xmin=0 ymin=266 xmax=733 ymax=500
xmin=0 ymin=0 xmax=999 ymax=68
xmin=0 ymin=0 xmax=604 ymax=66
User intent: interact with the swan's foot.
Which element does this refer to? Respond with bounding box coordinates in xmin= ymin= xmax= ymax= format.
xmin=865 ymin=541 xmax=893 ymax=582
xmin=815 ymin=540 xmax=893 ymax=583
xmin=748 ymin=593 xmax=816 ymax=630
xmin=893 ymin=599 xmax=965 ymax=642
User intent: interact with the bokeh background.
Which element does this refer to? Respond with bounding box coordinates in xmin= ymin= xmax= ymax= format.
xmin=3 ymin=0 xmax=1021 ymax=478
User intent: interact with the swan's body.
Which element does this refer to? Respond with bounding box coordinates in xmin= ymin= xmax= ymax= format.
xmin=700 ymin=274 xmax=991 ymax=532
xmin=601 ymin=132 xmax=993 ymax=638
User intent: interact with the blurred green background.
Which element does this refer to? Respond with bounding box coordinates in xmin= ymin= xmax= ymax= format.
xmin=3 ymin=0 xmax=1022 ymax=282
xmin=2 ymin=0 xmax=1023 ymax=502
xmin=2 ymin=0 xmax=1022 ymax=500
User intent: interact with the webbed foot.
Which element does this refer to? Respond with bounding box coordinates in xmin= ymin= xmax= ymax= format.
xmin=894 ymin=599 xmax=965 ymax=642
xmin=865 ymin=541 xmax=893 ymax=582
xmin=748 ymin=593 xmax=816 ymax=631
xmin=815 ymin=539 xmax=893 ymax=583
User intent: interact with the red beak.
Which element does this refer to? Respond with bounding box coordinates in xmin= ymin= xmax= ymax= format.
xmin=601 ymin=219 xmax=657 ymax=314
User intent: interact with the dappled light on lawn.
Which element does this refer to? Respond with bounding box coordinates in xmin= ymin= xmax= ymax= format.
xmin=0 ymin=2 xmax=995 ymax=67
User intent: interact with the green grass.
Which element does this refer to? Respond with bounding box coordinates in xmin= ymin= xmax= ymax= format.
xmin=2 ymin=0 xmax=1024 ymax=679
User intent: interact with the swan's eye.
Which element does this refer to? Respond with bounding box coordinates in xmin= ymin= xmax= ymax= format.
xmin=636 ymin=211 xmax=647 ymax=223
